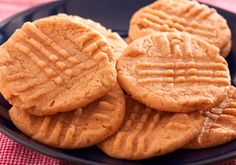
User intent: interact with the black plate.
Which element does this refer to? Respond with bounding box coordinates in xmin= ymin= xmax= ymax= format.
xmin=0 ymin=0 xmax=236 ymax=165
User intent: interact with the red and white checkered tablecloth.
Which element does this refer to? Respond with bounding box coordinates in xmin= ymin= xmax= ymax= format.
xmin=0 ymin=0 xmax=236 ymax=165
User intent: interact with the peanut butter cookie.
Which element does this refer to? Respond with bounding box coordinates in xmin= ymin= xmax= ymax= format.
xmin=117 ymin=32 xmax=230 ymax=112
xmin=129 ymin=0 xmax=231 ymax=57
xmin=98 ymin=96 xmax=204 ymax=160
xmin=53 ymin=14 xmax=127 ymax=65
xmin=0 ymin=16 xmax=116 ymax=116
xmin=9 ymin=84 xmax=125 ymax=149
xmin=185 ymin=86 xmax=236 ymax=149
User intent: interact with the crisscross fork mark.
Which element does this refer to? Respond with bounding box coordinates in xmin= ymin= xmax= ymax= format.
xmin=151 ymin=0 xmax=216 ymax=21
xmin=6 ymin=23 xmax=110 ymax=102
xmin=136 ymin=61 xmax=229 ymax=86
xmin=139 ymin=8 xmax=216 ymax=39
xmin=112 ymin=104 xmax=141 ymax=155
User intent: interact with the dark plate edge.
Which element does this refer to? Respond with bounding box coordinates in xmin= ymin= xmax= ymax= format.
xmin=0 ymin=123 xmax=104 ymax=165
xmin=0 ymin=0 xmax=64 ymax=28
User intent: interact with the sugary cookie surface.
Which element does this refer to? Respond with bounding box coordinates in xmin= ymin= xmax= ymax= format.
xmin=9 ymin=84 xmax=125 ymax=149
xmin=129 ymin=0 xmax=231 ymax=57
xmin=0 ymin=16 xmax=116 ymax=116
xmin=51 ymin=14 xmax=127 ymax=65
xmin=98 ymin=96 xmax=204 ymax=160
xmin=117 ymin=32 xmax=230 ymax=112
xmin=185 ymin=86 xmax=236 ymax=149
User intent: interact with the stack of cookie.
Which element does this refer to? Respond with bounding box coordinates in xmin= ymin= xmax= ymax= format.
xmin=0 ymin=0 xmax=235 ymax=161
xmin=0 ymin=15 xmax=127 ymax=149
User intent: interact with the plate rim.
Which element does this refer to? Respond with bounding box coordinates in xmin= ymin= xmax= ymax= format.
xmin=0 ymin=0 xmax=63 ymax=28
xmin=0 ymin=123 xmax=101 ymax=165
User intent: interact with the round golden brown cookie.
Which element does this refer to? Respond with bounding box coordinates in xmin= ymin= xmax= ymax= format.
xmin=0 ymin=16 xmax=117 ymax=116
xmin=129 ymin=0 xmax=231 ymax=57
xmin=98 ymin=96 xmax=204 ymax=160
xmin=54 ymin=14 xmax=127 ymax=64
xmin=185 ymin=86 xmax=236 ymax=149
xmin=117 ymin=32 xmax=230 ymax=112
xmin=9 ymin=84 xmax=125 ymax=149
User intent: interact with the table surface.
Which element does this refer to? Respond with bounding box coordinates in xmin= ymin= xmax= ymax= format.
xmin=0 ymin=0 xmax=235 ymax=165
